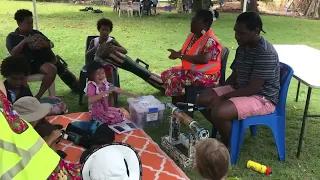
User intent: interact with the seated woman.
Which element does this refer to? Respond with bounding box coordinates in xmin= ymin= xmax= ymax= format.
xmin=86 ymin=18 xmax=127 ymax=106
xmin=161 ymin=9 xmax=222 ymax=104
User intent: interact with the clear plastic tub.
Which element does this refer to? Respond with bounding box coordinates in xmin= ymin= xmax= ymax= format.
xmin=127 ymin=95 xmax=165 ymax=128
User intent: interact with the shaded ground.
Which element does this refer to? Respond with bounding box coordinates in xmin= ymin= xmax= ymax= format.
xmin=0 ymin=1 xmax=320 ymax=179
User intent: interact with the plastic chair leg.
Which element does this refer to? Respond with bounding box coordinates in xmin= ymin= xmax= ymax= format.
xmin=250 ymin=125 xmax=258 ymax=136
xmin=48 ymin=80 xmax=56 ymax=96
xmin=79 ymin=71 xmax=87 ymax=105
xmin=272 ymin=119 xmax=286 ymax=162
xmin=230 ymin=120 xmax=242 ymax=164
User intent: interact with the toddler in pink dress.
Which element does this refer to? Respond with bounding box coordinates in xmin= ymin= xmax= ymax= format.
xmin=85 ymin=61 xmax=138 ymax=125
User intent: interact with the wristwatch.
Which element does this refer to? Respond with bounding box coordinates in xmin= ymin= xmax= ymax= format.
xmin=180 ymin=54 xmax=184 ymax=58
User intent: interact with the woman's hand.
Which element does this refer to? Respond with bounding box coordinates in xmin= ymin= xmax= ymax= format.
xmin=47 ymin=130 xmax=61 ymax=145
xmin=167 ymin=49 xmax=181 ymax=60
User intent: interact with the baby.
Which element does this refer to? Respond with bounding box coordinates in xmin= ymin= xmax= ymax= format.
xmin=195 ymin=138 xmax=230 ymax=180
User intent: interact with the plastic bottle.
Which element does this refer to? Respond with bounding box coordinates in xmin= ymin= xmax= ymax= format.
xmin=246 ymin=160 xmax=272 ymax=175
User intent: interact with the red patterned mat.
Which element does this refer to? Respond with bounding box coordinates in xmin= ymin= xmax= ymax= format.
xmin=47 ymin=109 xmax=189 ymax=180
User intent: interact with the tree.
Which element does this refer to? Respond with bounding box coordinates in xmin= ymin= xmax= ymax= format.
xmin=192 ymin=0 xmax=211 ymax=12
xmin=241 ymin=0 xmax=258 ymax=12
xmin=247 ymin=0 xmax=258 ymax=12
xmin=296 ymin=0 xmax=320 ymax=19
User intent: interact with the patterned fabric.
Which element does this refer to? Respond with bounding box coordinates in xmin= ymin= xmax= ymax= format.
xmin=0 ymin=90 xmax=28 ymax=134
xmin=85 ymin=80 xmax=124 ymax=125
xmin=49 ymin=161 xmax=82 ymax=180
xmin=161 ymin=67 xmax=220 ymax=96
xmin=40 ymin=97 xmax=68 ymax=115
xmin=0 ymin=90 xmax=82 ymax=179
xmin=161 ymin=36 xmax=221 ymax=96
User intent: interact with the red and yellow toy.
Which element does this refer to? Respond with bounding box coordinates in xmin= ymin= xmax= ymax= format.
xmin=246 ymin=160 xmax=272 ymax=175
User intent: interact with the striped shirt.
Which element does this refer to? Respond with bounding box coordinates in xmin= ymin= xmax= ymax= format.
xmin=231 ymin=36 xmax=280 ymax=105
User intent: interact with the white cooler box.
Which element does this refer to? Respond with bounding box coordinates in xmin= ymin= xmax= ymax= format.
xmin=127 ymin=95 xmax=165 ymax=128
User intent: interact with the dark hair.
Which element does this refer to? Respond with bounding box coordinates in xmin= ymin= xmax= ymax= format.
xmin=195 ymin=9 xmax=218 ymax=28
xmin=87 ymin=61 xmax=104 ymax=79
xmin=97 ymin=18 xmax=113 ymax=31
xmin=14 ymin=9 xmax=33 ymax=23
xmin=1 ymin=56 xmax=30 ymax=77
xmin=236 ymin=12 xmax=266 ymax=33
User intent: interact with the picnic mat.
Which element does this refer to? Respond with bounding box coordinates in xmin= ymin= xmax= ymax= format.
xmin=46 ymin=108 xmax=189 ymax=180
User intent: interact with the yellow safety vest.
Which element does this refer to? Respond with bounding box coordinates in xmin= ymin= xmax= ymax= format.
xmin=0 ymin=112 xmax=60 ymax=180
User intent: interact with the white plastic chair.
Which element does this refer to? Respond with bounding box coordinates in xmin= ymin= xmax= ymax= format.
xmin=27 ymin=74 xmax=56 ymax=96
xmin=119 ymin=2 xmax=129 ymax=17
xmin=132 ymin=2 xmax=141 ymax=17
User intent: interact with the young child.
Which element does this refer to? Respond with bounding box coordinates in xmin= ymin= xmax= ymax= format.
xmin=1 ymin=56 xmax=67 ymax=115
xmin=1 ymin=56 xmax=32 ymax=103
xmin=85 ymin=61 xmax=138 ymax=125
xmin=86 ymin=18 xmax=128 ymax=106
xmin=195 ymin=138 xmax=230 ymax=180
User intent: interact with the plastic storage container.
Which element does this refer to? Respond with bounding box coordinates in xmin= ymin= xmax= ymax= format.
xmin=127 ymin=95 xmax=165 ymax=128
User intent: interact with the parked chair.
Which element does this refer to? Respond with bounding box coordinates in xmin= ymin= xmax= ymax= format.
xmin=132 ymin=2 xmax=141 ymax=17
xmin=211 ymin=62 xmax=294 ymax=164
xmin=185 ymin=46 xmax=230 ymax=117
xmin=142 ymin=0 xmax=152 ymax=16
xmin=78 ymin=36 xmax=120 ymax=105
xmin=27 ymin=74 xmax=56 ymax=96
xmin=119 ymin=2 xmax=130 ymax=17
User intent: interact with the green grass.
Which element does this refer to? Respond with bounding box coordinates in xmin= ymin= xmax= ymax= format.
xmin=1 ymin=1 xmax=320 ymax=179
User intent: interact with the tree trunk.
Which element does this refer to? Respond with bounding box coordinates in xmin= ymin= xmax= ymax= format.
xmin=192 ymin=0 xmax=211 ymax=12
xmin=192 ymin=0 xmax=203 ymax=12
xmin=201 ymin=0 xmax=211 ymax=10
xmin=306 ymin=0 xmax=320 ymax=19
xmin=177 ymin=0 xmax=183 ymax=13
xmin=247 ymin=0 xmax=258 ymax=12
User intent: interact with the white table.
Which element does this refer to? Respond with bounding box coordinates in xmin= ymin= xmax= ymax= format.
xmin=274 ymin=45 xmax=320 ymax=158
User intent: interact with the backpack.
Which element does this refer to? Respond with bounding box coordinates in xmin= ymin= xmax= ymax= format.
xmin=65 ymin=120 xmax=115 ymax=149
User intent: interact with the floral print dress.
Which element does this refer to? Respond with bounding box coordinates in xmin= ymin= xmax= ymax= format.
xmin=0 ymin=91 xmax=82 ymax=180
xmin=161 ymin=36 xmax=221 ymax=96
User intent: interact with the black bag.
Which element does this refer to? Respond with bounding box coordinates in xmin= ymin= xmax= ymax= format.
xmin=65 ymin=121 xmax=115 ymax=149
xmin=55 ymin=55 xmax=80 ymax=92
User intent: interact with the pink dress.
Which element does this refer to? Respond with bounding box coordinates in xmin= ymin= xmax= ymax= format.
xmin=85 ymin=80 xmax=124 ymax=125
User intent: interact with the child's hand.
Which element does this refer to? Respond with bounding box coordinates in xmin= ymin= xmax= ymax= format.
xmin=102 ymin=90 xmax=112 ymax=96
xmin=112 ymin=87 xmax=123 ymax=94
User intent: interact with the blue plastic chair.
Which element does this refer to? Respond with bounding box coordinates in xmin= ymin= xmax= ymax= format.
xmin=211 ymin=62 xmax=294 ymax=164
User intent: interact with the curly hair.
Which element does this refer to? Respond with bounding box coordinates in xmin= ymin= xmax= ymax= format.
xmin=97 ymin=18 xmax=113 ymax=31
xmin=14 ymin=9 xmax=33 ymax=23
xmin=1 ymin=56 xmax=30 ymax=77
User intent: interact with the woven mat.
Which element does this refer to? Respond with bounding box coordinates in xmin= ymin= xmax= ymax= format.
xmin=47 ymin=109 xmax=189 ymax=180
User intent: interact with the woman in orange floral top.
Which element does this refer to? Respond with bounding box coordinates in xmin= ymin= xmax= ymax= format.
xmin=161 ymin=10 xmax=221 ymax=104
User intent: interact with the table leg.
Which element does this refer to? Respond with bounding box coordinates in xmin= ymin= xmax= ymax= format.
xmin=296 ymin=87 xmax=312 ymax=158
xmin=295 ymin=81 xmax=301 ymax=102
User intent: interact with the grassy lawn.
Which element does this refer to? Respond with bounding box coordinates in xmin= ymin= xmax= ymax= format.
xmin=1 ymin=1 xmax=320 ymax=179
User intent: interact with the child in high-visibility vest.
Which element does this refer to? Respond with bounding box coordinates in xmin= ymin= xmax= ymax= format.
xmin=195 ymin=138 xmax=230 ymax=180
